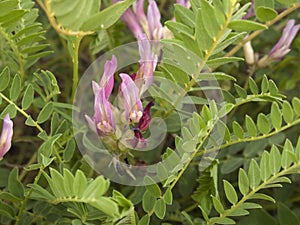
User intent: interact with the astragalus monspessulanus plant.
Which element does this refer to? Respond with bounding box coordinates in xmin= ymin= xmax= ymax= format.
xmin=0 ymin=0 xmax=300 ymax=224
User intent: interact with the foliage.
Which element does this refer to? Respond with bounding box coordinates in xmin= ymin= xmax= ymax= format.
xmin=0 ymin=0 xmax=299 ymax=225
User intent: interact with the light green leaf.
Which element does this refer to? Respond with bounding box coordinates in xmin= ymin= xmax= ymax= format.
xmin=0 ymin=67 xmax=10 ymax=91
xmin=270 ymin=102 xmax=282 ymax=130
xmin=248 ymin=159 xmax=261 ymax=189
xmin=260 ymin=151 xmax=270 ymax=181
xmin=232 ymin=121 xmax=244 ymax=139
xmin=10 ymin=74 xmax=21 ymax=101
xmin=249 ymin=193 xmax=275 ymax=203
xmin=81 ymin=0 xmax=135 ymax=31
xmin=234 ymin=84 xmax=247 ymax=99
xmin=269 ymin=145 xmax=281 ymax=175
xmin=256 ymin=7 xmax=277 ymax=22
xmin=37 ymin=102 xmax=53 ymax=123
xmin=249 ymin=77 xmax=259 ymax=95
xmin=292 ymin=97 xmax=300 ymax=116
xmin=8 ymin=168 xmax=24 ymax=199
xmin=245 ymin=115 xmax=257 ymax=137
xmin=223 ymin=180 xmax=238 ymax=205
xmin=238 ymin=168 xmax=249 ymax=195
xmin=212 ymin=195 xmax=224 ymax=214
xmin=257 ymin=113 xmax=271 ymax=135
xmin=138 ymin=214 xmax=150 ymax=225
xmin=282 ymin=101 xmax=294 ymax=124
xmin=22 ymin=84 xmax=34 ymax=110
xmin=154 ymin=199 xmax=166 ymax=219
xmin=228 ymin=20 xmax=267 ymax=31
xmin=142 ymin=191 xmax=156 ymax=212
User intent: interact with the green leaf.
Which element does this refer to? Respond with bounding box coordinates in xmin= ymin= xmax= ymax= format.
xmin=154 ymin=199 xmax=166 ymax=219
xmin=209 ymin=217 xmax=235 ymax=224
xmin=257 ymin=113 xmax=271 ymax=135
xmin=248 ymin=159 xmax=261 ymax=189
xmin=234 ymin=84 xmax=247 ymax=99
xmin=260 ymin=151 xmax=271 ymax=181
xmin=281 ymin=140 xmax=294 ymax=169
xmin=249 ymin=77 xmax=259 ymax=95
xmin=10 ymin=74 xmax=21 ymax=101
xmin=8 ymin=168 xmax=24 ymax=199
xmin=142 ymin=191 xmax=156 ymax=212
xmin=245 ymin=115 xmax=257 ymax=137
xmin=195 ymin=9 xmax=213 ymax=52
xmin=269 ymin=145 xmax=282 ymax=175
xmin=174 ymin=4 xmax=195 ymax=28
xmin=232 ymin=121 xmax=244 ymax=139
xmin=22 ymin=84 xmax=34 ymax=110
xmin=63 ymin=139 xmax=76 ymax=162
xmin=223 ymin=180 xmax=238 ymax=205
xmin=292 ymin=97 xmax=300 ymax=116
xmin=228 ymin=20 xmax=267 ymax=31
xmin=255 ymin=7 xmax=277 ymax=22
xmin=282 ymin=101 xmax=294 ymax=124
xmin=0 ymin=104 xmax=17 ymax=119
xmin=89 ymin=197 xmax=120 ymax=217
xmin=163 ymin=188 xmax=173 ymax=205
xmin=249 ymin=193 xmax=275 ymax=203
xmin=37 ymin=102 xmax=53 ymax=123
xmin=261 ymin=75 xmax=269 ymax=93
xmin=270 ymin=102 xmax=282 ymax=130
xmin=238 ymin=168 xmax=249 ymax=195
xmin=211 ymin=195 xmax=224 ymax=214
xmin=74 ymin=170 xmax=87 ymax=198
xmin=81 ymin=0 xmax=135 ymax=31
xmin=0 ymin=67 xmax=10 ymax=91
xmin=268 ymin=80 xmax=279 ymax=95
xmin=138 ymin=214 xmax=150 ymax=225
xmin=144 ymin=176 xmax=161 ymax=198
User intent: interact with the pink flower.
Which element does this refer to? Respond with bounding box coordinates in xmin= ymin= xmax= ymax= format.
xmin=93 ymin=85 xmax=116 ymax=135
xmin=0 ymin=114 xmax=13 ymax=159
xmin=147 ymin=0 xmax=163 ymax=40
xmin=269 ymin=20 xmax=300 ymax=61
xmin=86 ymin=55 xmax=117 ymax=136
xmin=120 ymin=73 xmax=143 ymax=123
xmin=134 ymin=34 xmax=157 ymax=94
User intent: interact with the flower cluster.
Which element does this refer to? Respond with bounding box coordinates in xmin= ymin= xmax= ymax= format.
xmin=115 ymin=0 xmax=190 ymax=40
xmin=86 ymin=34 xmax=157 ymax=149
xmin=258 ymin=19 xmax=300 ymax=67
xmin=0 ymin=114 xmax=13 ymax=159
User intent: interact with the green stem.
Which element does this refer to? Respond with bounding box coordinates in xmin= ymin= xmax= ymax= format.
xmin=15 ymin=166 xmax=44 ymax=225
xmin=207 ymin=161 xmax=300 ymax=225
xmin=71 ymin=35 xmax=83 ymax=102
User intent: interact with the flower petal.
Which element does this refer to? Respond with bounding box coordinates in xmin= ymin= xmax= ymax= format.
xmin=100 ymin=55 xmax=117 ymax=98
xmin=0 ymin=114 xmax=13 ymax=159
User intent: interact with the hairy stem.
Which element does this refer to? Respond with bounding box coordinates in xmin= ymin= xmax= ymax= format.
xmin=71 ymin=35 xmax=83 ymax=102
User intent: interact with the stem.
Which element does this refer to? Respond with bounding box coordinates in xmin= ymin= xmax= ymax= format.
xmin=207 ymin=161 xmax=300 ymax=225
xmin=71 ymin=35 xmax=83 ymax=102
xmin=36 ymin=0 xmax=93 ymax=36
xmin=15 ymin=166 xmax=44 ymax=225
xmin=161 ymin=0 xmax=236 ymax=119
xmin=225 ymin=3 xmax=300 ymax=57
xmin=0 ymin=93 xmax=44 ymax=133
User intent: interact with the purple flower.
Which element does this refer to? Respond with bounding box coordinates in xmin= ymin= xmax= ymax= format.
xmin=147 ymin=0 xmax=163 ymax=40
xmin=120 ymin=73 xmax=143 ymax=123
xmin=134 ymin=34 xmax=157 ymax=94
xmin=99 ymin=55 xmax=117 ymax=99
xmin=269 ymin=20 xmax=300 ymax=61
xmin=242 ymin=0 xmax=255 ymax=20
xmin=86 ymin=55 xmax=117 ymax=135
xmin=0 ymin=114 xmax=13 ymax=159
xmin=138 ymin=101 xmax=154 ymax=131
xmin=121 ymin=8 xmax=144 ymax=38
xmin=92 ymin=85 xmax=116 ymax=135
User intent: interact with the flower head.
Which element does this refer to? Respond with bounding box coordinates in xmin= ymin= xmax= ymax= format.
xmin=258 ymin=20 xmax=300 ymax=68
xmin=120 ymin=73 xmax=143 ymax=123
xmin=269 ymin=20 xmax=300 ymax=61
xmin=0 ymin=114 xmax=13 ymax=159
xmin=134 ymin=34 xmax=157 ymax=94
xmin=92 ymin=85 xmax=116 ymax=135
